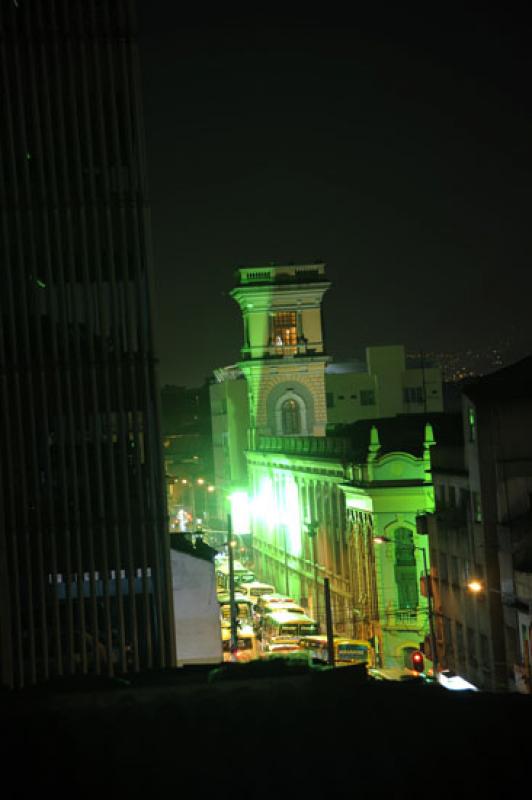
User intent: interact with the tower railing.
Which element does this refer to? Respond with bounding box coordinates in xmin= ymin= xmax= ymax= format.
xmin=256 ymin=435 xmax=350 ymax=458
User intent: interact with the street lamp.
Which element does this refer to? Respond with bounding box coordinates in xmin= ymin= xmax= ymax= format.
xmin=374 ymin=535 xmax=439 ymax=677
xmin=466 ymin=580 xmax=513 ymax=602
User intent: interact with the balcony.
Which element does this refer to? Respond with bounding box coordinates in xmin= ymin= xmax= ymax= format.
xmin=382 ymin=607 xmax=428 ymax=630
xmin=240 ymin=341 xmax=323 ymax=360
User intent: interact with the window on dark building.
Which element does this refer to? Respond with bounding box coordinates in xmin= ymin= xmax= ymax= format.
xmin=448 ymin=485 xmax=456 ymax=507
xmin=450 ymin=556 xmax=459 ymax=587
xmin=455 ymin=622 xmax=465 ymax=659
xmin=473 ymin=492 xmax=482 ymax=523
xmin=444 ymin=616 xmax=454 ymax=647
xmin=439 ymin=552 xmax=448 ymax=581
xmin=360 ymin=389 xmax=375 ymax=406
xmin=467 ymin=627 xmax=478 ymax=667
xmin=403 ymin=386 xmax=425 ymax=404
xmin=480 ymin=634 xmax=490 ymax=666
xmin=468 ymin=407 xmax=476 ymax=442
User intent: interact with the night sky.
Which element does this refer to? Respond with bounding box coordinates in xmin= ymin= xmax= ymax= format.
xmin=138 ymin=7 xmax=532 ymax=388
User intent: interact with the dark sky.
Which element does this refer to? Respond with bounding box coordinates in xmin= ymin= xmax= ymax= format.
xmin=137 ymin=7 xmax=532 ymax=388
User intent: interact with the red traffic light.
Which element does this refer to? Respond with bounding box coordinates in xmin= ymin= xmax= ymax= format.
xmin=411 ymin=650 xmax=424 ymax=673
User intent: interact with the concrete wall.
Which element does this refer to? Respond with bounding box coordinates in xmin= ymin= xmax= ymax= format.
xmin=325 ymin=345 xmax=443 ymax=425
xmin=171 ymin=549 xmax=222 ymax=666
xmin=210 ymin=378 xmax=249 ymax=513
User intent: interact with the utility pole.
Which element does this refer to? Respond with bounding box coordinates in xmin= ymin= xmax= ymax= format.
xmin=420 ymin=545 xmax=438 ymax=677
xmin=306 ymin=521 xmax=319 ymax=625
xmin=283 ymin=525 xmax=289 ymax=596
xmin=227 ymin=513 xmax=238 ymax=659
xmin=324 ymin=577 xmax=335 ymax=667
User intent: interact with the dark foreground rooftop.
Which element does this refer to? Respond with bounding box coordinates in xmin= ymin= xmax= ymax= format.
xmin=2 ymin=662 xmax=530 ymax=798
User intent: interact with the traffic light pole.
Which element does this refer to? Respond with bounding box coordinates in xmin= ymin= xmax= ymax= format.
xmin=324 ymin=578 xmax=335 ymax=667
xmin=420 ymin=545 xmax=438 ymax=677
xmin=227 ymin=513 xmax=238 ymax=659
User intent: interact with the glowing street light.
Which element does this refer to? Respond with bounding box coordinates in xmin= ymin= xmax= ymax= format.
xmin=466 ymin=580 xmax=508 ymax=599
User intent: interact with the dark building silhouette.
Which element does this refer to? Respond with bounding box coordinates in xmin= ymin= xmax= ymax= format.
xmin=0 ymin=0 xmax=174 ymax=686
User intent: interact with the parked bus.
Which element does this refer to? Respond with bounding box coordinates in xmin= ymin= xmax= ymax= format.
xmin=298 ymin=635 xmax=375 ymax=668
xmin=237 ymin=581 xmax=275 ymax=606
xmin=221 ymin=628 xmax=260 ymax=663
xmin=254 ymin=593 xmax=298 ymax=616
xmin=260 ymin=609 xmax=319 ymax=654
xmin=216 ymin=560 xmax=256 ymax=593
xmin=217 ymin=593 xmax=255 ymax=630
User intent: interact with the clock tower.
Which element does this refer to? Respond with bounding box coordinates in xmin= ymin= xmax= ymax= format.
xmin=230 ymin=263 xmax=331 ymax=446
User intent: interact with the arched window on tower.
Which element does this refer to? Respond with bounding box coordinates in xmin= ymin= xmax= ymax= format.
xmin=281 ymin=398 xmax=301 ymax=435
xmin=275 ymin=389 xmax=308 ymax=435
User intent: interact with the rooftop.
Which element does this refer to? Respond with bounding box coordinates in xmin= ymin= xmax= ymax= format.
xmin=257 ymin=413 xmax=463 ymax=464
xmin=339 ymin=412 xmax=464 ymax=461
xmin=464 ymin=354 xmax=532 ymax=404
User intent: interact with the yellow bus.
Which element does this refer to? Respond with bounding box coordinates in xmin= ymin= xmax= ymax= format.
xmin=298 ymin=635 xmax=374 ymax=668
xmin=216 ymin=560 xmax=256 ymax=593
xmin=217 ymin=593 xmax=255 ymax=630
xmin=221 ymin=628 xmax=260 ymax=662
xmin=260 ymin=609 xmax=319 ymax=654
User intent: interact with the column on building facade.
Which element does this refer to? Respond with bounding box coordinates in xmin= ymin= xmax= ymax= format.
xmin=297 ymin=476 xmax=311 ymax=611
xmin=346 ymin=508 xmax=379 ymax=643
xmin=308 ymin=479 xmax=320 ymax=621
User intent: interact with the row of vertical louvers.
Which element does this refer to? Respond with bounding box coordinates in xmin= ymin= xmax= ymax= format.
xmin=0 ymin=0 xmax=175 ymax=687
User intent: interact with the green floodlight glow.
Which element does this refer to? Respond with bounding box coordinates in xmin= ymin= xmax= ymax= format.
xmin=250 ymin=475 xmax=301 ymax=555
xmin=252 ymin=476 xmax=276 ymax=533
xmin=280 ymin=475 xmax=302 ymax=557
xmin=229 ymin=490 xmax=251 ymax=535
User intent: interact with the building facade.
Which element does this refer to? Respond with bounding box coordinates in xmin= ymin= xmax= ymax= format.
xmin=0 ymin=0 xmax=174 ymax=686
xmin=428 ymin=358 xmax=532 ymax=691
xmin=342 ymin=420 xmax=436 ymax=668
xmin=326 ymin=346 xmax=443 ymax=425
xmin=210 ymin=263 xmax=442 ymax=668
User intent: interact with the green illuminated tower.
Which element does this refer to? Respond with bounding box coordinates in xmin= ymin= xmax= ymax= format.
xmin=230 ymin=264 xmax=331 ymax=447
